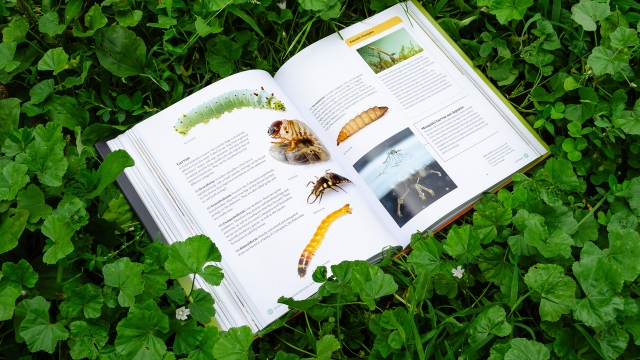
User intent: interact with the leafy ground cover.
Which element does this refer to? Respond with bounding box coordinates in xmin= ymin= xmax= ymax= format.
xmin=0 ymin=0 xmax=639 ymax=359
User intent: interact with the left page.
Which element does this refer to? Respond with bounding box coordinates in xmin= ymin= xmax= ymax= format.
xmin=107 ymin=70 xmax=398 ymax=331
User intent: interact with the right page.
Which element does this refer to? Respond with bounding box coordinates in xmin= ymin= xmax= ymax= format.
xmin=275 ymin=2 xmax=548 ymax=243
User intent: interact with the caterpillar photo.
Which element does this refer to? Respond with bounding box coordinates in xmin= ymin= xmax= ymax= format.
xmin=268 ymin=119 xmax=331 ymax=165
xmin=298 ymin=204 xmax=352 ymax=278
xmin=336 ymin=106 xmax=389 ymax=145
xmin=174 ymin=88 xmax=286 ymax=135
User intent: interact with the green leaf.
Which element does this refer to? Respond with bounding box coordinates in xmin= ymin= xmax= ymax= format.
xmin=0 ymin=98 xmax=21 ymax=145
xmin=443 ymin=225 xmax=482 ymax=263
xmin=172 ymin=319 xmax=204 ymax=355
xmin=165 ymin=235 xmax=223 ymax=287
xmin=571 ymin=0 xmax=611 ymax=31
xmin=407 ymin=236 xmax=443 ymax=275
xmin=528 ymin=229 xmax=574 ymax=258
xmin=19 ymin=308 xmax=69 ymax=354
xmin=474 ymin=202 xmax=511 ymax=243
xmin=95 ymin=26 xmax=147 ymax=78
xmin=573 ymin=257 xmax=624 ymax=327
xmin=0 ymin=42 xmax=19 ymax=72
xmin=3 ymin=17 xmax=29 ymax=43
xmin=351 ymin=264 xmax=398 ymax=310
xmin=478 ymin=246 xmax=513 ymax=286
xmin=13 ymin=296 xmax=50 ymax=343
xmin=52 ymin=196 xmax=89 ymax=230
xmin=588 ymin=46 xmax=628 ymax=76
xmin=273 ymin=352 xmax=301 ymax=360
xmin=73 ymin=5 xmax=107 ymax=37
xmin=45 ymin=95 xmax=90 ymax=130
xmin=65 ymin=0 xmax=83 ymax=24
xmin=504 ymin=338 xmax=550 ymax=360
xmin=37 ymin=48 xmax=68 ymax=75
xmin=316 ymin=335 xmax=341 ymax=360
xmin=467 ymin=306 xmax=512 ymax=346
xmin=29 ymin=79 xmax=55 ymax=105
xmin=115 ymin=300 xmax=169 ymax=360
xmin=406 ymin=273 xmax=433 ymax=304
xmin=17 ymin=184 xmax=52 ymax=223
xmin=598 ymin=327 xmax=629 ymax=360
xmin=116 ymin=10 xmax=143 ymax=27
xmin=620 ymin=176 xmax=640 ymax=216
xmin=188 ymin=326 xmax=220 ymax=360
xmin=564 ymin=87 xmax=598 ymax=123
xmin=15 ymin=123 xmax=67 ymax=187
xmin=195 ymin=16 xmax=223 ymax=36
xmin=607 ymin=228 xmax=640 ymax=281
xmin=166 ymin=283 xmax=185 ymax=304
xmin=614 ymin=99 xmax=640 ymax=135
xmin=545 ymin=158 xmax=581 ymax=191
xmin=60 ymin=283 xmax=103 ymax=319
xmin=0 ymin=160 xmax=29 ymax=201
xmin=206 ymin=36 xmax=242 ymax=77
xmin=610 ymin=26 xmax=639 ymax=48
xmin=212 ymin=326 xmax=253 ymax=360
xmin=488 ymin=0 xmax=533 ymax=23
xmin=148 ymin=15 xmax=177 ymax=28
xmin=102 ymin=258 xmax=145 ymax=307
xmin=86 ymin=149 xmax=135 ymax=199
xmin=69 ymin=320 xmax=109 ymax=360
xmin=137 ymin=268 xmax=169 ymax=304
xmin=0 ymin=209 xmax=29 ymax=255
xmin=278 ymin=296 xmax=321 ymax=311
xmin=524 ymin=264 xmax=576 ymax=321
xmin=298 ymin=0 xmax=327 ymax=11
xmin=1 ymin=259 xmax=38 ymax=288
xmin=41 ymin=213 xmax=75 ymax=264
xmin=38 ymin=12 xmax=66 ymax=36
xmin=331 ymin=260 xmax=368 ymax=284
xmin=188 ymin=289 xmax=216 ymax=325
xmin=572 ymin=209 xmax=599 ymax=246
xmin=0 ymin=283 xmax=22 ymax=320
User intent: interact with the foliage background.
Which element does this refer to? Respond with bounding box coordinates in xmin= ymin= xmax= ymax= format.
xmin=0 ymin=0 xmax=639 ymax=358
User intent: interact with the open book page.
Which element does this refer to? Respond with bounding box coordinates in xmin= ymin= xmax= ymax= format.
xmin=274 ymin=3 xmax=547 ymax=243
xmin=107 ymin=70 xmax=398 ymax=331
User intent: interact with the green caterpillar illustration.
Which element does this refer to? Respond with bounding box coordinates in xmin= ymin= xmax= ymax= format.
xmin=173 ymin=88 xmax=286 ymax=135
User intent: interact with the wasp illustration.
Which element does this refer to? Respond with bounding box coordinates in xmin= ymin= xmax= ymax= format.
xmin=307 ymin=170 xmax=353 ymax=204
xmin=374 ymin=148 xmax=412 ymax=180
xmin=268 ymin=119 xmax=330 ymax=165
xmin=394 ymin=166 xmax=441 ymax=217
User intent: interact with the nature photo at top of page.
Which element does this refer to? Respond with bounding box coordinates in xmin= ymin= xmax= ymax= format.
xmin=355 ymin=27 xmax=424 ymax=74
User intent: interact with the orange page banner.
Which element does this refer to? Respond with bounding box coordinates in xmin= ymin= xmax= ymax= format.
xmin=345 ymin=16 xmax=402 ymax=47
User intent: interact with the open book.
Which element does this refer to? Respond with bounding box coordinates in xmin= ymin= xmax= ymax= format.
xmin=99 ymin=1 xmax=549 ymax=333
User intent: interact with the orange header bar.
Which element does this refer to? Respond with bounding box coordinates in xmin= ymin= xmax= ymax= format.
xmin=345 ymin=16 xmax=403 ymax=47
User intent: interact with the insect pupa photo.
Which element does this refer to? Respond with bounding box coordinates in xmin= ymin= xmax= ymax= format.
xmin=336 ymin=106 xmax=389 ymax=146
xmin=173 ymin=88 xmax=286 ymax=135
xmin=267 ymin=119 xmax=331 ymax=165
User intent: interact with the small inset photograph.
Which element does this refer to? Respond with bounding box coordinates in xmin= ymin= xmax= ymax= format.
xmin=353 ymin=128 xmax=457 ymax=227
xmin=356 ymin=28 xmax=423 ymax=74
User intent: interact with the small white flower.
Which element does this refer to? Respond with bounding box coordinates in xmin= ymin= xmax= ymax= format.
xmin=276 ymin=1 xmax=286 ymax=9
xmin=452 ymin=266 xmax=465 ymax=279
xmin=21 ymin=290 xmax=26 ymax=296
xmin=176 ymin=306 xmax=190 ymax=320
